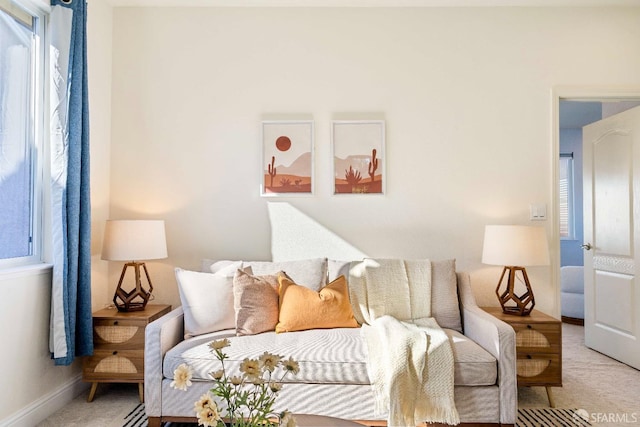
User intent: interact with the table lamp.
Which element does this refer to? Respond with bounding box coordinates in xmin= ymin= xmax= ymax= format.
xmin=101 ymin=220 xmax=168 ymax=312
xmin=482 ymin=225 xmax=549 ymax=316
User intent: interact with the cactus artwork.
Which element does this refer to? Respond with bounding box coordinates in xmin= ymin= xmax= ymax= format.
xmin=345 ymin=166 xmax=362 ymax=185
xmin=332 ymin=121 xmax=384 ymax=194
xmin=280 ymin=177 xmax=292 ymax=187
xmin=334 ymin=149 xmax=381 ymax=194
xmin=262 ymin=121 xmax=313 ymax=195
xmin=368 ymin=148 xmax=378 ymax=183
xmin=267 ymin=156 xmax=277 ymax=188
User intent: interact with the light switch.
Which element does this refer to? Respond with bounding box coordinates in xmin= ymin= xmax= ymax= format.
xmin=530 ymin=204 xmax=547 ymax=221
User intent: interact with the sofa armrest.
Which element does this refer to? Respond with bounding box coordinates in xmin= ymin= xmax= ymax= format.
xmin=456 ymin=273 xmax=517 ymax=425
xmin=145 ymin=306 xmax=185 ymax=417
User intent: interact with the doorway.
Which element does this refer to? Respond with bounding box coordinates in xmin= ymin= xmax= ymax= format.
xmin=556 ymin=96 xmax=640 ymax=325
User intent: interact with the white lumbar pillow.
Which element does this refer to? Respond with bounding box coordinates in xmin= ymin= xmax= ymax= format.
xmin=175 ymin=261 xmax=241 ymax=338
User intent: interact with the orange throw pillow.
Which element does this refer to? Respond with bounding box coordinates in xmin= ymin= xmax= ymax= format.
xmin=275 ymin=274 xmax=359 ymax=333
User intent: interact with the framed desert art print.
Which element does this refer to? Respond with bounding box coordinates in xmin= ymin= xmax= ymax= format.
xmin=332 ymin=120 xmax=385 ymax=195
xmin=261 ymin=120 xmax=314 ymax=196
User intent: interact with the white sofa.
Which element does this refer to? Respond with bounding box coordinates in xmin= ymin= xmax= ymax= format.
xmin=145 ymin=258 xmax=517 ymax=427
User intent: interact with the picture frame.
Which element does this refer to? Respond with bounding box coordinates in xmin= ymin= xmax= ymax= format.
xmin=261 ymin=120 xmax=314 ymax=197
xmin=332 ymin=120 xmax=385 ymax=195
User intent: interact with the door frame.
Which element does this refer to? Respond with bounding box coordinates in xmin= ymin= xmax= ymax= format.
xmin=551 ymin=86 xmax=640 ymax=318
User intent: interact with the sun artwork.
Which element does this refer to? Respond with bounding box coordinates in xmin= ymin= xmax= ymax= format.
xmin=276 ymin=136 xmax=291 ymax=151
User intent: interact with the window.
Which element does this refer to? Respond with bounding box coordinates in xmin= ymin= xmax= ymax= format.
xmin=0 ymin=0 xmax=45 ymax=268
xmin=559 ymin=153 xmax=575 ymax=240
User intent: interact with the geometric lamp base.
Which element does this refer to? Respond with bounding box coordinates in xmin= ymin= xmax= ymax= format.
xmin=495 ymin=266 xmax=535 ymax=316
xmin=113 ymin=262 xmax=154 ymax=312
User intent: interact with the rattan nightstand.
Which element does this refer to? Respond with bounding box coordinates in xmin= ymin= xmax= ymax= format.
xmin=83 ymin=304 xmax=171 ymax=402
xmin=482 ymin=307 xmax=562 ymax=407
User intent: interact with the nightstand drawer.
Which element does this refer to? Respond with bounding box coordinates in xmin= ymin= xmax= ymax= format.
xmin=512 ymin=323 xmax=561 ymax=353
xmin=83 ymin=349 xmax=144 ymax=381
xmin=93 ymin=318 xmax=146 ymax=348
xmin=517 ymin=353 xmax=561 ymax=387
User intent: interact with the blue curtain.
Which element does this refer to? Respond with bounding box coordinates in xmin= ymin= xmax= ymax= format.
xmin=49 ymin=0 xmax=92 ymax=366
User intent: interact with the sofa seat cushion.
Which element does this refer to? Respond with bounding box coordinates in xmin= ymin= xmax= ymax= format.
xmin=163 ymin=327 xmax=497 ymax=387
xmin=446 ymin=329 xmax=497 ymax=386
xmin=164 ymin=328 xmax=369 ymax=385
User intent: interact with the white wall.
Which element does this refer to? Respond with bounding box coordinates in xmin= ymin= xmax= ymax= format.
xmin=107 ymin=6 xmax=640 ymax=316
xmin=0 ymin=268 xmax=80 ymax=424
xmin=0 ymin=0 xmax=113 ymax=424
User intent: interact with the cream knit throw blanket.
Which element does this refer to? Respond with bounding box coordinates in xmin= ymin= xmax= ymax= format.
xmin=350 ymin=259 xmax=460 ymax=427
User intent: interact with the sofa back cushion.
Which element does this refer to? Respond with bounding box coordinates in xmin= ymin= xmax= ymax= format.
xmin=276 ymin=274 xmax=359 ymax=333
xmin=431 ymin=259 xmax=462 ymax=333
xmin=175 ymin=264 xmax=240 ymax=338
xmin=204 ymin=258 xmax=328 ymax=291
xmin=328 ymin=259 xmax=351 ymax=283
xmin=328 ymin=258 xmax=462 ymax=332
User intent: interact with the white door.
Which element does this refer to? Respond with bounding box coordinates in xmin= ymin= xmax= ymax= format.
xmin=583 ymin=106 xmax=640 ymax=369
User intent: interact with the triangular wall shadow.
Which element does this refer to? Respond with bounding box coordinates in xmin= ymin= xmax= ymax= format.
xmin=267 ymin=202 xmax=367 ymax=261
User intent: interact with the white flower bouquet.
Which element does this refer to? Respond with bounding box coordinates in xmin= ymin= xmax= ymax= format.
xmin=171 ymin=338 xmax=299 ymax=427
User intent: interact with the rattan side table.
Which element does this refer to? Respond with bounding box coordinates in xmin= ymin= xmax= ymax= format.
xmin=482 ymin=307 xmax=562 ymax=407
xmin=83 ymin=304 xmax=171 ymax=402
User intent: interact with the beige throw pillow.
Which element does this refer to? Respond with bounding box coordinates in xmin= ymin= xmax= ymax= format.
xmin=233 ymin=269 xmax=280 ymax=336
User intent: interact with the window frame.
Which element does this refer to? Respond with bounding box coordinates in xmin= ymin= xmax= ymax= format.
xmin=0 ymin=0 xmax=50 ymax=270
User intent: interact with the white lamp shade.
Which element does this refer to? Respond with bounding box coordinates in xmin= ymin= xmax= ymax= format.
xmin=101 ymin=220 xmax=168 ymax=261
xmin=482 ymin=225 xmax=549 ymax=267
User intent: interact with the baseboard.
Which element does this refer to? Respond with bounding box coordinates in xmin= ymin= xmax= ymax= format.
xmin=0 ymin=373 xmax=88 ymax=427
xmin=561 ymin=316 xmax=584 ymax=326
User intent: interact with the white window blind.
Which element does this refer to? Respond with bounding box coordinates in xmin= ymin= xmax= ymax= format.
xmin=559 ymin=154 xmax=575 ymax=239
